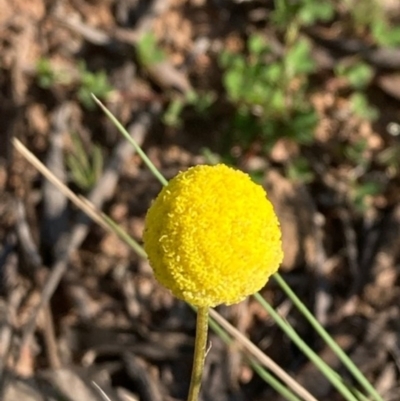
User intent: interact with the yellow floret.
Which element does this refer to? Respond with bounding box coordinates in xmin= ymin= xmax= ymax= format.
xmin=143 ymin=164 xmax=283 ymax=307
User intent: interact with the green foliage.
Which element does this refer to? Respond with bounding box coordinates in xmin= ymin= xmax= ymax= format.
xmin=163 ymin=90 xmax=215 ymax=127
xmin=349 ymin=93 xmax=379 ymax=121
xmin=187 ymin=90 xmax=216 ymax=114
xmin=220 ymin=33 xmax=318 ymax=152
xmin=372 ymin=20 xmax=400 ymax=47
xmin=335 ymin=59 xmax=378 ymax=121
xmin=284 ymin=38 xmax=316 ymax=76
xmin=344 ymin=0 xmax=380 ymax=33
xmin=36 ymin=58 xmax=57 ymax=88
xmin=163 ymin=97 xmax=185 ymax=127
xmin=66 ymin=133 xmax=104 ymax=191
xmin=219 ymin=0 xmax=325 ymax=177
xmin=216 ymin=0 xmax=393 ymax=196
xmin=273 ymin=0 xmax=335 ymax=28
xmin=137 ymin=32 xmax=166 ymax=67
xmin=343 ymin=0 xmax=400 ymax=46
xmin=351 ymin=179 xmax=382 ymax=212
xmin=36 ymin=59 xmax=112 ymax=109
xmin=36 ymin=58 xmax=71 ymax=88
xmin=335 ymin=60 xmax=374 ymax=90
xmin=77 ymin=62 xmax=113 ymax=110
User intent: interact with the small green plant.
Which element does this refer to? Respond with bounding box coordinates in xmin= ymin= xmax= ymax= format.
xmin=163 ymin=97 xmax=186 ymax=127
xmin=36 ymin=58 xmax=71 ymax=89
xmin=163 ymin=90 xmax=216 ymax=128
xmin=36 ymin=59 xmax=112 ymax=108
xmin=36 ymin=58 xmax=57 ymax=88
xmin=335 ymin=59 xmax=379 ymax=121
xmin=372 ymin=19 xmax=400 ymax=47
xmin=349 ymin=93 xmax=379 ymax=121
xmin=220 ymin=0 xmax=327 ymax=151
xmin=136 ymin=32 xmax=166 ymax=67
xmin=342 ymin=0 xmax=400 ymax=46
xmin=66 ymin=132 xmax=104 ymax=191
xmin=220 ymin=33 xmax=318 ymax=153
xmin=135 ymin=33 xmax=216 ymax=128
xmin=77 ymin=62 xmax=113 ymax=110
xmin=273 ymin=0 xmax=335 ymax=27
xmin=335 ymin=60 xmax=374 ymax=90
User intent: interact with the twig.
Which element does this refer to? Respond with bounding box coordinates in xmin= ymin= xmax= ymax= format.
xmin=123 ymin=352 xmax=163 ymax=401
xmin=209 ymin=308 xmax=319 ymax=401
xmin=308 ymin=156 xmax=364 ymax=318
xmin=54 ymin=10 xmax=191 ymax=94
xmin=312 ymin=211 xmax=333 ymax=326
xmin=15 ymin=200 xmax=61 ymax=369
xmin=134 ymin=0 xmax=171 ymax=36
xmin=91 ymin=382 xmax=113 ymax=401
xmin=55 ymin=16 xmax=119 ymax=47
xmin=15 ymin=103 xmax=160 ymax=351
xmin=0 ymin=234 xmax=21 ymax=393
xmin=338 ymin=207 xmax=360 ymax=314
xmin=41 ymin=103 xmax=71 ymax=257
xmin=55 ymin=0 xmax=170 ymax=46
xmin=15 ymin=202 xmax=43 ymax=270
xmin=305 ymin=27 xmax=400 ymax=69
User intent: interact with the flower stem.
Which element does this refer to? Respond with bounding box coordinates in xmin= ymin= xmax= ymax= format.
xmin=187 ymin=306 xmax=209 ymax=401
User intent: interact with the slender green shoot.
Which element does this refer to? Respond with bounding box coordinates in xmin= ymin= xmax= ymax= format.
xmin=253 ymin=293 xmax=361 ymax=401
xmin=272 ymin=273 xmax=384 ymax=401
xmin=102 ymin=213 xmax=147 ymax=259
xmin=91 ymin=95 xmax=168 ymax=187
xmin=250 ymin=359 xmax=303 ymax=401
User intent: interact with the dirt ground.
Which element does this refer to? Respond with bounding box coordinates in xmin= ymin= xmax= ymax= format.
xmin=0 ymin=1 xmax=400 ymax=400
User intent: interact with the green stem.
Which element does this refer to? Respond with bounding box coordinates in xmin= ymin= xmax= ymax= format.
xmin=195 ymin=305 xmax=305 ymax=401
xmin=187 ymin=306 xmax=209 ymax=401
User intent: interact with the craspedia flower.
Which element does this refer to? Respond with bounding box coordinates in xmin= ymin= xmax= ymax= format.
xmin=143 ymin=164 xmax=283 ymax=307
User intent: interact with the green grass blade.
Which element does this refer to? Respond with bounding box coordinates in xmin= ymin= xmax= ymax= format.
xmin=92 ymin=95 xmax=168 ymax=187
xmin=250 ymin=359 xmax=304 ymax=401
xmin=203 ymin=307 xmax=305 ymax=401
xmin=272 ymin=273 xmax=384 ymax=401
xmin=101 ymin=213 xmax=147 ymax=259
xmin=253 ymin=293 xmax=360 ymax=401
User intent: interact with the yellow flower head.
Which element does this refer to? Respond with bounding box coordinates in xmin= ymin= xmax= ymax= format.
xmin=143 ymin=164 xmax=283 ymax=307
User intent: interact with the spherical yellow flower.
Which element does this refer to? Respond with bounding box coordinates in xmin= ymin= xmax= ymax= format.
xmin=143 ymin=164 xmax=283 ymax=307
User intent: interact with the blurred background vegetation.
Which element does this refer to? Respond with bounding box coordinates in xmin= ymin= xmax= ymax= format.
xmin=1 ymin=0 xmax=400 ymax=400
